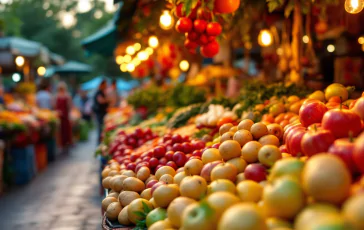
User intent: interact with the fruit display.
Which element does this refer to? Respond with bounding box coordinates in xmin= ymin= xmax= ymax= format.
xmin=99 ymin=82 xmax=364 ymax=230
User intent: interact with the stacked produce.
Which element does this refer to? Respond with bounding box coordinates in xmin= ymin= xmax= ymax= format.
xmin=99 ymin=83 xmax=364 ymax=230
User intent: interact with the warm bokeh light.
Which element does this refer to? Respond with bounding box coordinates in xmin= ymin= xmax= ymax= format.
xmin=15 ymin=56 xmax=25 ymax=67
xmin=132 ymin=58 xmax=141 ymax=66
xmin=276 ymin=47 xmax=283 ymax=56
xmin=358 ymin=36 xmax=364 ymax=44
xmin=137 ymin=51 xmax=148 ymax=61
xmin=37 ymin=66 xmax=46 ymax=76
xmin=12 ymin=73 xmax=21 ymax=82
xmin=120 ymin=63 xmax=127 ymax=72
xmin=179 ymin=60 xmax=190 ymax=71
xmin=302 ymin=35 xmax=310 ymax=44
xmin=327 ymin=44 xmax=335 ymax=53
xmin=126 ymin=46 xmax=136 ymax=55
xmin=77 ymin=0 xmax=92 ymax=13
xmin=94 ymin=10 xmax=103 ymax=19
xmin=124 ymin=55 xmax=132 ymax=63
xmin=146 ymin=47 xmax=154 ymax=55
xmin=148 ymin=36 xmax=159 ymax=48
xmin=344 ymin=0 xmax=364 ymax=14
xmin=159 ymin=10 xmax=174 ymax=30
xmin=134 ymin=43 xmax=141 ymax=51
xmin=258 ymin=29 xmax=273 ymax=47
xmin=116 ymin=55 xmax=124 ymax=64
xmin=60 ymin=12 xmax=76 ymax=28
xmin=127 ymin=63 xmax=135 ymax=72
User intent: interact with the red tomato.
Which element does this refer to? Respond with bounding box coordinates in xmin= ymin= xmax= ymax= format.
xmin=193 ymin=19 xmax=208 ymax=33
xmin=197 ymin=34 xmax=209 ymax=46
xmin=186 ymin=31 xmax=198 ymax=41
xmin=207 ymin=35 xmax=216 ymax=42
xmin=214 ymin=0 xmax=240 ymax=14
xmin=200 ymin=40 xmax=219 ymax=57
xmin=217 ymin=117 xmax=234 ymax=127
xmin=206 ymin=22 xmax=222 ymax=36
xmin=176 ymin=17 xmax=193 ymax=33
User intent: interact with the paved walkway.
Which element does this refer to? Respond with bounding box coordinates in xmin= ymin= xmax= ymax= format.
xmin=0 ymin=132 xmax=102 ymax=230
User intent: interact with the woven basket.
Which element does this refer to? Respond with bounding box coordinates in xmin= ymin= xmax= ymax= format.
xmin=102 ymin=213 xmax=133 ymax=230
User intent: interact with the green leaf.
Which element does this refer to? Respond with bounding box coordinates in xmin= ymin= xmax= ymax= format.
xmin=134 ymin=211 xmax=146 ymax=218
xmin=142 ymin=201 xmax=152 ymax=214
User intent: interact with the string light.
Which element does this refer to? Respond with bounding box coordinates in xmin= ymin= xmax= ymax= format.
xmin=116 ymin=55 xmax=124 ymax=64
xmin=15 ymin=56 xmax=25 ymax=67
xmin=127 ymin=63 xmax=135 ymax=72
xmin=276 ymin=48 xmax=283 ymax=56
xmin=12 ymin=73 xmax=21 ymax=82
xmin=124 ymin=55 xmax=132 ymax=63
xmin=327 ymin=44 xmax=335 ymax=53
xmin=146 ymin=47 xmax=154 ymax=55
xmin=159 ymin=10 xmax=174 ymax=30
xmin=137 ymin=51 xmax=148 ymax=61
xmin=344 ymin=0 xmax=364 ymax=14
xmin=258 ymin=29 xmax=273 ymax=47
xmin=302 ymin=35 xmax=310 ymax=44
xmin=358 ymin=36 xmax=364 ymax=44
xmin=179 ymin=60 xmax=190 ymax=71
xmin=148 ymin=36 xmax=159 ymax=48
xmin=132 ymin=58 xmax=141 ymax=66
xmin=126 ymin=46 xmax=136 ymax=55
xmin=37 ymin=66 xmax=46 ymax=76
xmin=120 ymin=63 xmax=127 ymax=72
xmin=134 ymin=43 xmax=141 ymax=51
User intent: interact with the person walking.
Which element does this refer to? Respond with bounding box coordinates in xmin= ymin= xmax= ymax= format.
xmin=55 ymin=82 xmax=72 ymax=154
xmin=107 ymin=79 xmax=120 ymax=108
xmin=93 ymin=80 xmax=109 ymax=144
xmin=36 ymin=80 xmax=53 ymax=109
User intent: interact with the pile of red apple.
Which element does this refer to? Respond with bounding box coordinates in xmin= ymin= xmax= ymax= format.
xmin=283 ymin=94 xmax=364 ymax=175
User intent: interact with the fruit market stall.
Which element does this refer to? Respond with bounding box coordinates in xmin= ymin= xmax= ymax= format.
xmin=97 ymin=81 xmax=364 ymax=230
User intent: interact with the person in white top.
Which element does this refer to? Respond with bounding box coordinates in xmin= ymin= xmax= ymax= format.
xmin=36 ymin=81 xmax=53 ymax=109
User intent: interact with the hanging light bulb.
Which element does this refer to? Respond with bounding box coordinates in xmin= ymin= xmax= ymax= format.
xmin=137 ymin=51 xmax=148 ymax=61
xmin=258 ymin=29 xmax=273 ymax=47
xmin=127 ymin=63 xmax=135 ymax=72
xmin=134 ymin=43 xmax=141 ymax=51
xmin=159 ymin=10 xmax=174 ymax=30
xmin=15 ymin=56 xmax=25 ymax=67
xmin=345 ymin=0 xmax=364 ymax=14
xmin=148 ymin=36 xmax=159 ymax=48
xmin=302 ymin=35 xmax=310 ymax=44
xmin=116 ymin=55 xmax=124 ymax=64
xmin=126 ymin=46 xmax=136 ymax=55
xmin=179 ymin=60 xmax=190 ymax=72
xmin=146 ymin=47 xmax=154 ymax=55
xmin=37 ymin=66 xmax=46 ymax=76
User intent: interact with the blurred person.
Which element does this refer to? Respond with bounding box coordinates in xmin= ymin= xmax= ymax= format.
xmin=36 ymin=80 xmax=53 ymax=109
xmin=55 ymin=82 xmax=72 ymax=154
xmin=93 ymin=80 xmax=108 ymax=144
xmin=74 ymin=89 xmax=91 ymax=122
xmin=107 ymin=79 xmax=120 ymax=108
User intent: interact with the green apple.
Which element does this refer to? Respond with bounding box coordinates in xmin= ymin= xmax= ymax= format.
xmin=146 ymin=207 xmax=167 ymax=228
xmin=268 ymin=158 xmax=304 ymax=181
xmin=263 ymin=176 xmax=305 ymax=219
xmin=181 ymin=202 xmax=217 ymax=230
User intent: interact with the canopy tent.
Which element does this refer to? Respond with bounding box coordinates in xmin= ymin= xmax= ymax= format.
xmin=45 ymin=61 xmax=92 ymax=77
xmin=0 ymin=37 xmax=43 ymax=57
xmin=80 ymin=76 xmax=139 ymax=91
xmin=81 ymin=0 xmax=138 ymax=56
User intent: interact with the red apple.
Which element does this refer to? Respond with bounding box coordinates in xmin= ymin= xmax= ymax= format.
xmin=322 ymin=109 xmax=362 ymax=138
xmin=200 ymin=161 xmax=223 ymax=182
xmin=142 ymin=156 xmax=151 ymax=162
xmin=127 ymin=162 xmax=136 ymax=171
xmin=173 ymin=151 xmax=188 ymax=167
xmin=279 ymin=145 xmax=288 ymax=153
xmin=301 ymin=129 xmax=335 ymax=157
xmin=165 ymin=151 xmax=174 ymax=161
xmin=159 ymin=157 xmax=168 ymax=165
xmin=151 ymin=181 xmax=166 ymax=194
xmin=172 ymin=134 xmax=183 ymax=144
xmin=192 ymin=150 xmax=202 ymax=157
xmin=163 ymin=134 xmax=172 ymax=142
xmin=166 ymin=161 xmax=177 ymax=170
xmin=286 ymin=127 xmax=306 ymax=156
xmin=149 ymin=157 xmax=159 ymax=168
xmin=299 ymin=99 xmax=328 ymax=127
xmin=191 ymin=140 xmax=205 ymax=150
xmin=172 ymin=143 xmax=184 ymax=152
xmin=351 ymin=96 xmax=364 ymax=120
xmin=182 ymin=142 xmax=193 ymax=153
xmin=328 ymin=138 xmax=357 ymax=174
xmin=353 ymin=132 xmax=364 ymax=174
xmin=283 ymin=123 xmax=303 ymax=142
xmin=244 ymin=163 xmax=267 ymax=182
xmin=153 ymin=146 xmax=166 ymax=159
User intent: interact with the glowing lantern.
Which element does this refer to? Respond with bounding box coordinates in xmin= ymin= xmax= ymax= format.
xmin=159 ymin=10 xmax=174 ymax=30
xmin=258 ymin=29 xmax=273 ymax=47
xmin=345 ymin=0 xmax=364 ymax=14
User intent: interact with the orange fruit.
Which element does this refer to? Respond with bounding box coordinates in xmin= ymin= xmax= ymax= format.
xmin=184 ymin=158 xmax=204 ymax=175
xmin=174 ymin=171 xmax=187 ymax=185
xmin=227 ymin=156 xmax=247 ymax=173
xmin=219 ymin=140 xmax=241 ymax=161
xmin=159 ymin=174 xmax=174 ymax=184
xmin=258 ymin=145 xmax=282 ymax=167
xmin=219 ymin=123 xmax=234 ymax=136
xmin=155 ymin=166 xmax=176 ymax=179
xmin=250 ymin=123 xmax=269 ymax=140
xmin=201 ymin=148 xmax=223 ymax=164
xmin=211 ymin=163 xmax=238 ymax=182
xmin=302 ymin=154 xmax=351 ymax=204
xmin=342 ymin=194 xmax=364 ymax=230
xmin=167 ymin=197 xmax=196 ymax=228
xmin=207 ymin=179 xmax=236 ymax=194
xmin=206 ymin=191 xmax=240 ymax=220
xmin=236 ymin=180 xmax=263 ymax=203
xmin=153 ymin=184 xmax=180 ymax=208
xmin=128 ymin=198 xmax=153 ymax=224
xmin=274 ymin=113 xmax=285 ymax=124
xmin=233 ymin=130 xmax=253 ymax=147
xmin=267 ymin=124 xmax=283 ymax=140
xmin=140 ymin=188 xmax=152 ymax=200
xmin=220 ymin=131 xmax=235 ymax=143
xmin=241 ymin=141 xmax=262 ymax=163
xmin=259 ymin=135 xmax=280 ymax=147
xmin=237 ymin=119 xmax=254 ymax=131
xmin=180 ymin=176 xmax=207 ymax=200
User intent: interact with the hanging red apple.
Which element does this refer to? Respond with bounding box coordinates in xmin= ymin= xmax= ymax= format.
xmin=214 ymin=0 xmax=240 ymax=14
xmin=176 ymin=17 xmax=193 ymax=33
xmin=193 ymin=19 xmax=208 ymax=33
xmin=184 ymin=39 xmax=199 ymax=49
xmin=186 ymin=31 xmax=198 ymax=41
xmin=201 ymin=40 xmax=219 ymax=58
xmin=206 ymin=22 xmax=222 ymax=36
xmin=197 ymin=8 xmax=212 ymax=21
xmin=197 ymin=34 xmax=209 ymax=46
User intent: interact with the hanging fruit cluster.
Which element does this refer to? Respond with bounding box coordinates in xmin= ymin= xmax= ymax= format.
xmin=173 ymin=0 xmax=239 ymax=58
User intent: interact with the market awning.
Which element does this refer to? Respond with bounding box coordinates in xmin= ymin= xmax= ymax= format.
xmin=81 ymin=0 xmax=138 ymax=56
xmin=45 ymin=61 xmax=92 ymax=77
xmin=80 ymin=76 xmax=139 ymax=91
xmin=0 ymin=36 xmax=42 ymax=57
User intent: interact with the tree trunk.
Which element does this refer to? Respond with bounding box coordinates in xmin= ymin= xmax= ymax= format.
xmin=290 ymin=0 xmax=303 ymax=84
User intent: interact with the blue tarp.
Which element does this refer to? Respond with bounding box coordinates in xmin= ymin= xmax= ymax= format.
xmin=80 ymin=76 xmax=139 ymax=91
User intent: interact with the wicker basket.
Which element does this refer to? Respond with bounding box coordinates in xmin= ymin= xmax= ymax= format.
xmin=102 ymin=213 xmax=133 ymax=230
